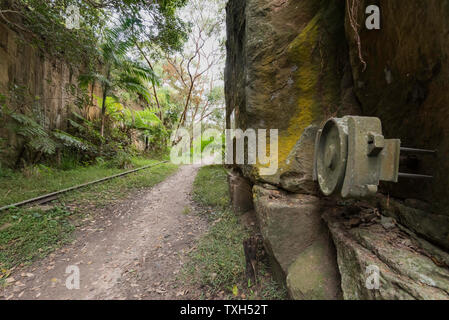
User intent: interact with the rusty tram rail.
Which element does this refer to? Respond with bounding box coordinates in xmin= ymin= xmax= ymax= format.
xmin=0 ymin=160 xmax=169 ymax=212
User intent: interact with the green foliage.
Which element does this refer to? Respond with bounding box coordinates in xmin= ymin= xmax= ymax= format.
xmin=1 ymin=0 xmax=189 ymax=68
xmin=0 ymin=0 xmax=103 ymax=69
xmin=106 ymin=149 xmax=134 ymax=169
xmin=1 ymin=103 xmax=101 ymax=167
xmin=53 ymin=130 xmax=91 ymax=152
xmin=97 ymin=95 xmax=161 ymax=130
xmin=0 ymin=0 xmax=217 ymax=169
xmin=1 ymin=86 xmax=98 ymax=167
xmin=0 ymin=163 xmax=13 ymax=178
xmin=68 ymin=112 xmax=105 ymax=147
xmin=58 ymin=153 xmax=82 ymax=171
xmin=2 ymin=105 xmax=57 ymax=157
xmin=78 ymin=17 xmax=158 ymax=105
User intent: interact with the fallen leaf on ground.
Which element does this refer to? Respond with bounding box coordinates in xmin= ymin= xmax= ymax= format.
xmin=232 ymin=285 xmax=239 ymax=297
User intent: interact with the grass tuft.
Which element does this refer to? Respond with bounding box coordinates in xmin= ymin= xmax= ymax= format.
xmin=184 ymin=209 xmax=249 ymax=293
xmin=192 ymin=165 xmax=230 ymax=209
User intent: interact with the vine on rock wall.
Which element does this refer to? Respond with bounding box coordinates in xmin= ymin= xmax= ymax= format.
xmin=346 ymin=0 xmax=367 ymax=71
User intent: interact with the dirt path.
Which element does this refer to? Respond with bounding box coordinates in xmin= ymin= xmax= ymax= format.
xmin=1 ymin=165 xmax=209 ymax=300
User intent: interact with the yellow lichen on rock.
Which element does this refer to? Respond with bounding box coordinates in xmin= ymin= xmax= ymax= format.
xmin=259 ymin=13 xmax=322 ymax=180
xmin=230 ymin=0 xmax=345 ymax=186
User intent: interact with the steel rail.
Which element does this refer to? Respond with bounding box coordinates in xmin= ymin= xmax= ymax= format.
xmin=398 ymin=172 xmax=433 ymax=180
xmin=0 ymin=160 xmax=169 ymax=212
xmin=400 ymin=147 xmax=437 ymax=155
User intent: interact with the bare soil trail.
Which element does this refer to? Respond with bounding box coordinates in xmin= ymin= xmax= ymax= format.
xmin=1 ymin=164 xmax=209 ymax=300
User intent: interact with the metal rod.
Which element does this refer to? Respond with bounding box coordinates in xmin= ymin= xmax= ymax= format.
xmin=398 ymin=172 xmax=433 ymax=179
xmin=0 ymin=161 xmax=169 ymax=212
xmin=400 ymin=147 xmax=437 ymax=155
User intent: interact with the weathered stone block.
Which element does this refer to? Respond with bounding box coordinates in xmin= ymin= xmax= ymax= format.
xmin=225 ymin=0 xmax=347 ymax=185
xmin=376 ymin=195 xmax=449 ymax=251
xmin=287 ymin=236 xmax=342 ymax=300
xmin=253 ymin=185 xmax=341 ymax=299
xmin=345 ymin=0 xmax=449 ymax=215
xmin=228 ymin=170 xmax=254 ymax=214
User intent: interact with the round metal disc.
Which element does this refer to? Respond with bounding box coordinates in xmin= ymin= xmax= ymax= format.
xmin=316 ymin=118 xmax=348 ymax=196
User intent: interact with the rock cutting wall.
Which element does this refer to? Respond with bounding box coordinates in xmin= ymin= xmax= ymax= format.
xmin=344 ymin=0 xmax=449 ymax=248
xmin=0 ymin=21 xmax=148 ymax=165
xmin=0 ymin=21 xmax=103 ymax=165
xmin=0 ymin=22 xmax=102 ymax=124
xmin=226 ymin=0 xmax=449 ymax=300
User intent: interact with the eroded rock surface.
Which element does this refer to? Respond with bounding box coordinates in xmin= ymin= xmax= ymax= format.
xmin=228 ymin=169 xmax=254 ymax=214
xmin=280 ymin=125 xmax=319 ymax=195
xmin=324 ymin=207 xmax=449 ymax=300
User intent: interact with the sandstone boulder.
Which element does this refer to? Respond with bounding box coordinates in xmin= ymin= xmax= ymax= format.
xmin=345 ymin=0 xmax=449 ymax=216
xmin=376 ymin=195 xmax=449 ymax=251
xmin=286 ymin=236 xmax=341 ymax=300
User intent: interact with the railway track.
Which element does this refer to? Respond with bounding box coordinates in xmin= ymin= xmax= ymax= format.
xmin=0 ymin=160 xmax=169 ymax=212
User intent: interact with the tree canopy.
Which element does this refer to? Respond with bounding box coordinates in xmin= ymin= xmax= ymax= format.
xmin=0 ymin=0 xmax=189 ymax=67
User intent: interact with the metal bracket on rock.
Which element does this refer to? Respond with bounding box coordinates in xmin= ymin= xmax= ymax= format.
xmin=313 ymin=116 xmax=435 ymax=198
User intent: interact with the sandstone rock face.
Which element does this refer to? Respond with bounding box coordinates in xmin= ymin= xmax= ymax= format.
xmin=324 ymin=210 xmax=449 ymax=300
xmin=286 ymin=236 xmax=341 ymax=300
xmin=253 ymin=185 xmax=341 ymax=299
xmin=279 ymin=124 xmax=319 ymax=195
xmin=0 ymin=22 xmax=102 ymax=166
xmin=345 ymin=0 xmax=449 ymax=216
xmin=225 ymin=0 xmax=354 ymax=184
xmin=226 ymin=0 xmax=449 ymax=300
xmin=376 ymin=195 xmax=449 ymax=251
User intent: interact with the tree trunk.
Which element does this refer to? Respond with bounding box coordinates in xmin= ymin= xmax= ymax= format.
xmin=135 ymin=43 xmax=163 ymax=121
xmin=100 ymin=90 xmax=107 ymax=138
xmin=100 ymin=68 xmax=111 ymax=138
xmin=243 ymin=237 xmax=259 ymax=283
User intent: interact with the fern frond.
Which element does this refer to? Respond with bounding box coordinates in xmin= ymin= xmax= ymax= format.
xmin=53 ymin=130 xmax=92 ymax=152
xmin=28 ymin=136 xmax=57 ymax=155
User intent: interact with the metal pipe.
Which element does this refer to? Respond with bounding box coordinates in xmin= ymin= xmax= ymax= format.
xmin=398 ymin=172 xmax=433 ymax=179
xmin=0 ymin=161 xmax=169 ymax=212
xmin=400 ymin=147 xmax=437 ymax=155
